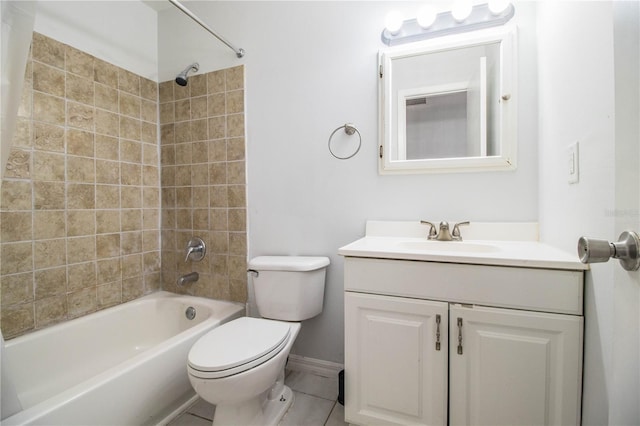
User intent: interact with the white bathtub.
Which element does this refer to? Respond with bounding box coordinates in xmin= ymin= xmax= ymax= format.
xmin=2 ymin=291 xmax=244 ymax=425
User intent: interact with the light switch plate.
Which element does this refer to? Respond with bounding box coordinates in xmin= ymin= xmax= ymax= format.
xmin=568 ymin=142 xmax=579 ymax=184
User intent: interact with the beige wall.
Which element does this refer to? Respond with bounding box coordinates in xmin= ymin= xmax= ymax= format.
xmin=0 ymin=33 xmax=162 ymax=339
xmin=158 ymin=67 xmax=247 ymax=303
xmin=0 ymin=33 xmax=248 ymax=339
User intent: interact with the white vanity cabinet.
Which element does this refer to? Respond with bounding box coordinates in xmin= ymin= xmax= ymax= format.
xmin=343 ymin=257 xmax=584 ymax=426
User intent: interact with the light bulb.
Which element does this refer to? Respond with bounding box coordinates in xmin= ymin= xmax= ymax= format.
xmin=417 ymin=5 xmax=437 ymax=29
xmin=488 ymin=0 xmax=510 ymax=15
xmin=384 ymin=10 xmax=404 ymax=34
xmin=451 ymin=0 xmax=472 ymax=22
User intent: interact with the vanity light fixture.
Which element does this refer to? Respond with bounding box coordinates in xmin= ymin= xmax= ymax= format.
xmin=381 ymin=2 xmax=515 ymax=46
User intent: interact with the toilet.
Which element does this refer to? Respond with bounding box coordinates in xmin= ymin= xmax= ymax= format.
xmin=187 ymin=256 xmax=330 ymax=426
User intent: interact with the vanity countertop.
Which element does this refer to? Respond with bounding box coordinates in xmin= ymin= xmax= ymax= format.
xmin=338 ymin=221 xmax=587 ymax=271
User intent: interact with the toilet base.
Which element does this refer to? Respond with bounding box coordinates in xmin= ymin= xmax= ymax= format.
xmin=212 ymin=385 xmax=294 ymax=426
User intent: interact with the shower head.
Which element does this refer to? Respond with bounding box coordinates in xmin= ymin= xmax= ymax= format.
xmin=175 ymin=62 xmax=199 ymax=86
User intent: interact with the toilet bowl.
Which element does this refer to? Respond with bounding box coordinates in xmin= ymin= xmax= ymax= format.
xmin=187 ymin=256 xmax=329 ymax=426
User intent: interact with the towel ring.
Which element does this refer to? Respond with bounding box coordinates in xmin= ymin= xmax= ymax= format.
xmin=328 ymin=123 xmax=361 ymax=160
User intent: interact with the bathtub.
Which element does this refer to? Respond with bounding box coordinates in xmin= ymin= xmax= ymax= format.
xmin=2 ymin=291 xmax=244 ymax=425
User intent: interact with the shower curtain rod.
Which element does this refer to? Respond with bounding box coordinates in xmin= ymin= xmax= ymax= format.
xmin=168 ymin=0 xmax=245 ymax=58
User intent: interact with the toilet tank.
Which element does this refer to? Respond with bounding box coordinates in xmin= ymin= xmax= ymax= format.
xmin=249 ymin=256 xmax=330 ymax=321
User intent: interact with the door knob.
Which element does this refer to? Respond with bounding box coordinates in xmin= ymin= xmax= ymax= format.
xmin=578 ymin=231 xmax=640 ymax=271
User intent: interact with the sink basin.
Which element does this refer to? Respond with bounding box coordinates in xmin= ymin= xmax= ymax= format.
xmin=395 ymin=240 xmax=501 ymax=253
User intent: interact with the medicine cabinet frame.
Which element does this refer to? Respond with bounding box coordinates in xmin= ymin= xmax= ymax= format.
xmin=378 ymin=26 xmax=518 ymax=174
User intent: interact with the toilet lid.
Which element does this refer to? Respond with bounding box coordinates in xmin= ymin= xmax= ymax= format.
xmin=188 ymin=317 xmax=291 ymax=375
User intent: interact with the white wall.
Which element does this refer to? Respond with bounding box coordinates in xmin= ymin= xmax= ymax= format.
xmin=159 ymin=1 xmax=539 ymax=363
xmin=538 ymin=1 xmax=640 ymax=424
xmin=34 ymin=1 xmax=158 ymax=80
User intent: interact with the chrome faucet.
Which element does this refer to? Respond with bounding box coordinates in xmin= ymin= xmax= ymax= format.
xmin=177 ymin=272 xmax=199 ymax=286
xmin=421 ymin=221 xmax=470 ymax=241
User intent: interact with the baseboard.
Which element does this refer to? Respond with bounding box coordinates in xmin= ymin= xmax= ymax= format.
xmin=286 ymin=354 xmax=344 ymax=378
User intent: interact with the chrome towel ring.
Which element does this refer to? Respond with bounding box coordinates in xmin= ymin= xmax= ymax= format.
xmin=328 ymin=123 xmax=362 ymax=160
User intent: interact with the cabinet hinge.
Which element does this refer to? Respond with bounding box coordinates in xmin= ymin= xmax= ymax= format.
xmin=435 ymin=314 xmax=441 ymax=351
xmin=379 ymin=145 xmax=383 ymax=159
xmin=457 ymin=317 xmax=463 ymax=355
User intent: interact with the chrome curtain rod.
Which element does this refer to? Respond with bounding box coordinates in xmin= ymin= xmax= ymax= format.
xmin=168 ymin=0 xmax=245 ymax=58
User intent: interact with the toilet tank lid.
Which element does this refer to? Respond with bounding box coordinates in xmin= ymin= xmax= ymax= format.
xmin=249 ymin=256 xmax=330 ymax=271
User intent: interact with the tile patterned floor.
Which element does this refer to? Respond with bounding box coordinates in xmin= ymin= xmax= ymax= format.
xmin=168 ymin=369 xmax=347 ymax=426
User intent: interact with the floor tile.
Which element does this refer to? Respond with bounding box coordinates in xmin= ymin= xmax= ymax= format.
xmin=285 ymin=370 xmax=338 ymax=400
xmin=167 ymin=412 xmax=212 ymax=426
xmin=324 ymin=402 xmax=348 ymax=426
xmin=278 ymin=391 xmax=335 ymax=426
xmin=187 ymin=398 xmax=215 ymax=421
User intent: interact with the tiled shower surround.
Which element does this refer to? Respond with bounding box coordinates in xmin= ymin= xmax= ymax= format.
xmin=158 ymin=63 xmax=248 ymax=302
xmin=0 ymin=33 xmax=247 ymax=339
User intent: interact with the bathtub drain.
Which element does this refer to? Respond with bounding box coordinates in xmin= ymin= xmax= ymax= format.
xmin=185 ymin=306 xmax=196 ymax=320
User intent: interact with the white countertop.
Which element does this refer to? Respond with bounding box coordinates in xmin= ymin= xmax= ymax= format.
xmin=338 ymin=221 xmax=588 ymax=271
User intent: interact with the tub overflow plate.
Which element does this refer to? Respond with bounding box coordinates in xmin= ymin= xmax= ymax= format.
xmin=185 ymin=306 xmax=196 ymax=320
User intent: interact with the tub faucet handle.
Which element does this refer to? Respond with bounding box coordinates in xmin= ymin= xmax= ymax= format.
xmin=185 ymin=237 xmax=206 ymax=262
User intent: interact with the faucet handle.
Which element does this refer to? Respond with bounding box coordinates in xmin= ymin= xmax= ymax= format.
xmin=452 ymin=221 xmax=470 ymax=240
xmin=420 ymin=220 xmax=437 ymax=239
xmin=185 ymin=237 xmax=206 ymax=262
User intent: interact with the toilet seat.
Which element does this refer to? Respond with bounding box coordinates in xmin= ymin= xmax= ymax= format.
xmin=188 ymin=317 xmax=292 ymax=379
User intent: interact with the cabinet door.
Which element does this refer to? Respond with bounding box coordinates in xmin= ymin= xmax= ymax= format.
xmin=345 ymin=292 xmax=448 ymax=426
xmin=449 ymin=304 xmax=583 ymax=426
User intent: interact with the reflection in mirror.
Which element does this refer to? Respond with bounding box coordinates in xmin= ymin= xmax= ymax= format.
xmin=379 ymin=27 xmax=517 ymax=174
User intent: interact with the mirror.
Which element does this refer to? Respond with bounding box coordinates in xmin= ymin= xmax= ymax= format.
xmin=379 ymin=27 xmax=517 ymax=174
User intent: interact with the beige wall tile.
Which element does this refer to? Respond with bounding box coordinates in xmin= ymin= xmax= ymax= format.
xmin=66 ymin=45 xmax=94 ymax=79
xmin=33 ymin=151 xmax=65 ymax=181
xmin=2 ymin=303 xmax=35 ymax=338
xmin=120 ymin=92 xmax=141 ymax=118
xmin=95 ymin=109 xmax=119 ymax=137
xmin=97 ymin=233 xmax=120 ymax=259
xmin=175 ymin=99 xmax=191 ymax=122
xmin=35 ymin=295 xmax=67 ymax=328
xmin=95 ymin=83 xmax=118 ymax=112
xmin=141 ymin=100 xmax=157 ymax=123
xmin=1 ymin=180 xmax=33 ymax=211
xmin=67 ymin=210 xmax=96 ymax=237
xmin=159 ymin=81 xmax=174 ymax=103
xmin=122 ymin=254 xmax=142 ymax=278
xmin=68 ymin=262 xmax=97 ymax=291
xmin=121 ymin=163 xmax=141 ymax=186
xmin=228 ymin=208 xmax=246 ymax=232
xmin=120 ymin=140 xmax=142 ymax=164
xmin=1 ymin=273 xmax=34 ymax=306
xmin=66 ymin=74 xmax=94 ymax=105
xmin=68 ymin=287 xmax=97 ymax=318
xmin=121 ymin=186 xmax=142 ymax=209
xmin=210 ymin=185 xmax=228 ymax=208
xmin=67 ymin=102 xmax=95 ymax=131
xmin=227 ymin=114 xmax=244 ymax=138
xmin=227 ymin=137 xmax=245 ymax=161
xmin=189 ymin=74 xmax=207 ymax=97
xmin=226 ymin=90 xmax=244 ymax=114
xmin=122 ymin=277 xmax=144 ymax=302
xmin=67 ymin=156 xmax=95 ymax=183
xmin=175 ymin=121 xmax=191 ymax=143
xmin=97 ymin=281 xmax=122 ymax=308
xmin=96 ymin=210 xmax=120 ymax=234
xmin=97 ymin=258 xmax=121 ymax=284
xmin=34 ymin=182 xmax=65 ymax=210
xmin=35 ymin=266 xmax=67 ymax=299
xmin=33 ymin=92 xmax=65 ymax=125
xmin=5 ymin=149 xmax=31 ymax=179
xmin=96 ymin=160 xmax=120 ymax=185
xmin=143 ymin=144 xmax=159 ymax=166
xmin=33 ymin=210 xmax=66 ymax=239
xmin=32 ymin=33 xmax=65 ymax=68
xmin=191 ymin=96 xmax=207 ymax=119
xmin=34 ymin=238 xmax=66 ymax=269
xmin=229 ymin=232 xmax=247 ymax=256
xmin=67 ymin=235 xmax=96 ymax=264
xmin=12 ymin=118 xmax=32 ymax=148
xmin=141 ymin=122 xmax=157 ymax=144
xmin=207 ymin=70 xmax=225 ymax=94
xmin=66 ymin=129 xmax=94 ymax=157
xmin=174 ymin=83 xmax=190 ymax=100
xmin=140 ymin=78 xmax=157 ymax=102
xmin=120 ymin=116 xmax=141 ymax=141
xmin=67 ymin=183 xmax=95 ymax=209
xmin=142 ymin=166 xmax=159 ymax=187
xmin=208 ymin=116 xmax=225 ymax=139
xmin=0 ymin=212 xmax=33 ymax=243
xmin=227 ymin=161 xmax=246 ymax=184
xmin=33 ymin=62 xmax=65 ymax=97
xmin=121 ymin=209 xmax=142 ymax=232
xmin=119 ymin=69 xmax=140 ymax=96
xmin=95 ymin=135 xmax=119 ymax=160
xmin=94 ymin=58 xmax=119 ymax=88
xmin=96 ymin=184 xmax=120 ymax=210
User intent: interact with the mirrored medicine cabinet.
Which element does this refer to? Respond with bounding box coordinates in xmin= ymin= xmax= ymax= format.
xmin=378 ymin=27 xmax=517 ymax=174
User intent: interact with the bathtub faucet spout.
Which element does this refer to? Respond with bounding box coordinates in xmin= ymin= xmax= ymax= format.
xmin=177 ymin=272 xmax=199 ymax=286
